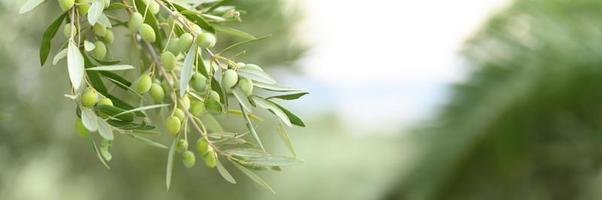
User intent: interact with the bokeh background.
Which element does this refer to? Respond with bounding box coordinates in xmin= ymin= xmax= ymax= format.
xmin=3 ymin=0 xmax=602 ymax=199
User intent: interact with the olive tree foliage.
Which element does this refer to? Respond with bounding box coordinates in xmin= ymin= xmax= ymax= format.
xmin=20 ymin=0 xmax=307 ymax=192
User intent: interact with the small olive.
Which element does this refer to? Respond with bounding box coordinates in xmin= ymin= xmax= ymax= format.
xmin=92 ymin=41 xmax=107 ymax=59
xmin=98 ymin=97 xmax=113 ymax=106
xmin=93 ymin=24 xmax=107 ymax=37
xmin=81 ymin=88 xmax=98 ymax=107
xmin=190 ymin=101 xmax=205 ymax=116
xmin=190 ymin=73 xmax=207 ymax=92
xmin=63 ymin=25 xmax=72 ymax=37
xmin=208 ymin=90 xmax=220 ymax=102
xmin=77 ymin=0 xmax=90 ymax=14
xmin=75 ymin=118 xmax=89 ymax=137
xmin=222 ymin=69 xmax=238 ymax=89
xmin=195 ymin=32 xmax=216 ymax=48
xmin=160 ymin=51 xmax=176 ymax=71
xmin=203 ymin=149 xmax=217 ymax=168
xmin=238 ymin=78 xmax=253 ymax=95
xmin=58 ymin=0 xmax=75 ymax=11
xmin=165 ymin=116 xmax=181 ymax=135
xmin=182 ymin=150 xmax=196 ymax=168
xmin=149 ymin=2 xmax=160 ymax=14
xmin=174 ymin=108 xmax=185 ymax=121
xmin=167 ymin=38 xmax=181 ymax=54
xmin=150 ymin=83 xmax=164 ymax=102
xmin=179 ymin=95 xmax=191 ymax=110
xmin=196 ymin=139 xmax=209 ymax=155
xmin=134 ymin=73 xmax=152 ymax=94
xmin=191 ymin=24 xmax=203 ymax=35
xmin=103 ymin=30 xmax=114 ymax=44
xmin=139 ymin=24 xmax=156 ymax=43
xmin=178 ymin=33 xmax=193 ymax=51
xmin=176 ymin=139 xmax=188 ymax=153
xmin=128 ymin=12 xmax=144 ymax=32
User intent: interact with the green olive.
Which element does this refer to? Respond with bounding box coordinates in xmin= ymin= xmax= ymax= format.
xmin=150 ymin=83 xmax=165 ymax=102
xmin=160 ymin=51 xmax=176 ymax=71
xmin=128 ymin=12 xmax=144 ymax=32
xmin=191 ymin=24 xmax=203 ymax=35
xmin=93 ymin=24 xmax=106 ymax=37
xmin=196 ymin=139 xmax=209 ymax=155
xmin=139 ymin=24 xmax=156 ymax=43
xmin=195 ymin=32 xmax=216 ymax=48
xmin=176 ymin=139 xmax=188 ymax=153
xmin=77 ymin=0 xmax=90 ymax=14
xmin=165 ymin=116 xmax=181 ymax=135
xmin=98 ymin=97 xmax=113 ymax=106
xmin=149 ymin=2 xmax=160 ymax=14
xmin=161 ymin=79 xmax=171 ymax=93
xmin=179 ymin=95 xmax=191 ymax=110
xmin=182 ymin=150 xmax=196 ymax=168
xmin=178 ymin=33 xmax=193 ymax=51
xmin=222 ymin=69 xmax=238 ymax=88
xmin=167 ymin=38 xmax=181 ymax=54
xmin=63 ymin=25 xmax=72 ymax=37
xmin=190 ymin=73 xmax=207 ymax=92
xmin=75 ymin=118 xmax=89 ymax=137
xmin=103 ymin=30 xmax=114 ymax=44
xmin=208 ymin=90 xmax=220 ymax=102
xmin=244 ymin=64 xmax=263 ymax=71
xmin=81 ymin=88 xmax=98 ymax=107
xmin=238 ymin=78 xmax=253 ymax=95
xmin=203 ymin=150 xmax=217 ymax=168
xmin=174 ymin=108 xmax=185 ymax=121
xmin=92 ymin=41 xmax=107 ymax=59
xmin=134 ymin=73 xmax=152 ymax=94
xmin=190 ymin=101 xmax=205 ymax=116
xmin=58 ymin=0 xmax=75 ymax=11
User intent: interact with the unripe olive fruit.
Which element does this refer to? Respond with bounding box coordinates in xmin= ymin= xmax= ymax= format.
xmin=196 ymin=139 xmax=209 ymax=155
xmin=191 ymin=24 xmax=203 ymax=35
xmin=190 ymin=73 xmax=207 ymax=92
xmin=58 ymin=0 xmax=75 ymax=11
xmin=174 ymin=108 xmax=185 ymax=121
xmin=75 ymin=118 xmax=89 ymax=137
xmin=179 ymin=95 xmax=191 ymax=110
xmin=178 ymin=33 xmax=193 ymax=51
xmin=161 ymin=79 xmax=171 ymax=93
xmin=176 ymin=139 xmax=188 ymax=153
xmin=238 ymin=78 xmax=253 ymax=95
xmin=149 ymin=2 xmax=160 ymax=14
xmin=244 ymin=64 xmax=263 ymax=71
xmin=160 ymin=51 xmax=176 ymax=71
xmin=222 ymin=69 xmax=239 ymax=88
xmin=103 ymin=30 xmax=114 ymax=44
xmin=196 ymin=32 xmax=216 ymax=48
xmin=190 ymin=101 xmax=205 ymax=116
xmin=167 ymin=38 xmax=181 ymax=54
xmin=165 ymin=116 xmax=181 ymax=135
xmin=77 ymin=0 xmax=90 ymax=14
xmin=92 ymin=41 xmax=107 ymax=59
xmin=63 ymin=25 xmax=72 ymax=37
xmin=128 ymin=12 xmax=144 ymax=32
xmin=134 ymin=73 xmax=152 ymax=94
xmin=98 ymin=97 xmax=113 ymax=106
xmin=182 ymin=150 xmax=196 ymax=168
xmin=139 ymin=24 xmax=156 ymax=43
xmin=93 ymin=24 xmax=107 ymax=37
xmin=150 ymin=83 xmax=164 ymax=102
xmin=208 ymin=90 xmax=220 ymax=102
xmin=81 ymin=88 xmax=98 ymax=107
xmin=203 ymin=150 xmax=217 ymax=168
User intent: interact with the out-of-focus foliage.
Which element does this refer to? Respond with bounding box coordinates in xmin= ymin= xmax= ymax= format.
xmin=387 ymin=0 xmax=602 ymax=199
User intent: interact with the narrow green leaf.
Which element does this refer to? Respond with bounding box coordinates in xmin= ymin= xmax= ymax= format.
xmin=225 ymin=148 xmax=269 ymax=158
xmin=88 ymin=0 xmax=104 ymax=25
xmin=166 ymin=137 xmax=178 ymax=190
xmin=240 ymin=104 xmax=266 ymax=151
xmin=232 ymin=161 xmax=275 ymax=194
xmin=19 ymin=0 xmax=46 ymax=14
xmin=217 ymin=35 xmax=271 ymax=55
xmin=273 ymin=103 xmax=306 ymax=127
xmin=216 ymin=160 xmax=237 ymax=184
xmin=52 ymin=48 xmax=68 ymax=65
xmin=88 ymin=136 xmax=110 ymax=169
xmin=100 ymin=139 xmax=112 ymax=161
xmin=106 ymin=2 xmax=128 ymax=10
xmin=97 ymin=118 xmax=114 ymax=140
xmin=125 ymin=132 xmax=168 ymax=149
xmin=232 ymin=88 xmax=253 ymax=112
xmin=86 ymin=65 xmax=135 ymax=71
xmin=95 ymin=104 xmax=134 ymax=122
xmin=67 ymin=40 xmax=85 ymax=91
xmin=179 ymin=46 xmax=196 ymax=97
xmin=241 ymin=156 xmax=303 ymax=167
xmin=214 ymin=25 xmax=256 ymax=40
xmin=40 ymin=13 xmax=67 ymax=66
xmin=97 ymin=13 xmax=112 ymax=28
xmin=267 ymin=91 xmax=309 ymax=101
xmin=254 ymin=82 xmax=304 ymax=92
xmin=206 ymin=0 xmax=233 ymax=12
xmin=251 ymin=96 xmax=292 ymax=127
xmin=276 ymin=123 xmax=296 ymax=157
xmin=111 ymin=104 xmax=169 ymax=118
xmin=181 ymin=11 xmax=215 ymax=33
xmin=237 ymin=67 xmax=277 ymax=84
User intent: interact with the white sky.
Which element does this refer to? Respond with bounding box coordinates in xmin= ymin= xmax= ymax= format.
xmin=290 ymin=0 xmax=508 ymax=135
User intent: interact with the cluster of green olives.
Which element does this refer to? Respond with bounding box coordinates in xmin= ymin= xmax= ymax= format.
xmin=81 ymin=87 xmax=113 ymax=108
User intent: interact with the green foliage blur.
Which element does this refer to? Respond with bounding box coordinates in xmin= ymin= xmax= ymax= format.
xmin=387 ymin=0 xmax=602 ymax=199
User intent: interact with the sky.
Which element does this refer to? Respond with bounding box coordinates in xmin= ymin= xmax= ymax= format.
xmin=290 ymin=0 xmax=509 ymax=135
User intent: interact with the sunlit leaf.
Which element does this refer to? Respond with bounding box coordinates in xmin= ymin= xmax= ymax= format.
xmin=217 ymin=160 xmax=237 ymax=184
xmin=237 ymin=66 xmax=276 ymax=84
xmin=86 ymin=65 xmax=135 ymax=71
xmin=67 ymin=40 xmax=85 ymax=91
xmin=179 ymin=46 xmax=196 ymax=97
xmin=88 ymin=0 xmax=104 ymax=25
xmin=19 ymin=0 xmax=46 ymax=14
xmin=52 ymin=48 xmax=68 ymax=65
xmin=84 ymin=40 xmax=96 ymax=52
xmin=97 ymin=118 xmax=114 ymax=140
xmin=82 ymin=108 xmax=98 ymax=132
xmin=166 ymin=138 xmax=178 ymax=190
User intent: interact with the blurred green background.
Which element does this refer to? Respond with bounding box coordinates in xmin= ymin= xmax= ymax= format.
xmin=4 ymin=0 xmax=602 ymax=199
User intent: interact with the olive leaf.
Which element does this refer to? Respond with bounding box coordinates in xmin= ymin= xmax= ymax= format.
xmin=52 ymin=48 xmax=68 ymax=65
xmin=216 ymin=160 xmax=237 ymax=184
xmin=254 ymin=82 xmax=304 ymax=92
xmin=86 ymin=65 xmax=135 ymax=71
xmin=214 ymin=25 xmax=256 ymax=40
xmin=232 ymin=161 xmax=275 ymax=194
xmin=19 ymin=0 xmax=46 ymax=14
xmin=82 ymin=108 xmax=99 ymax=132
xmin=88 ymin=0 xmax=105 ymax=25
xmin=98 ymin=13 xmax=112 ymax=28
xmin=251 ymin=96 xmax=292 ymax=127
xmin=166 ymin=137 xmax=178 ymax=190
xmin=237 ymin=67 xmax=277 ymax=84
xmin=100 ymin=139 xmax=113 ymax=161
xmin=179 ymin=46 xmax=196 ymax=97
xmin=40 ymin=13 xmax=67 ymax=66
xmin=88 ymin=136 xmax=110 ymax=169
xmin=111 ymin=104 xmax=169 ymax=118
xmin=240 ymin=104 xmax=266 ymax=151
xmin=97 ymin=118 xmax=114 ymax=140
xmin=267 ymin=91 xmax=309 ymax=100
xmin=240 ymin=156 xmax=303 ymax=167
xmin=276 ymin=123 xmax=296 ymax=157
xmin=180 ymin=10 xmax=215 ymax=33
xmin=84 ymin=41 xmax=96 ymax=52
xmin=67 ymin=39 xmax=85 ymax=91
xmin=225 ymin=148 xmax=269 ymax=158
xmin=273 ymin=103 xmax=306 ymax=127
xmin=125 ymin=132 xmax=168 ymax=149
xmin=232 ymin=87 xmax=254 ymax=112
